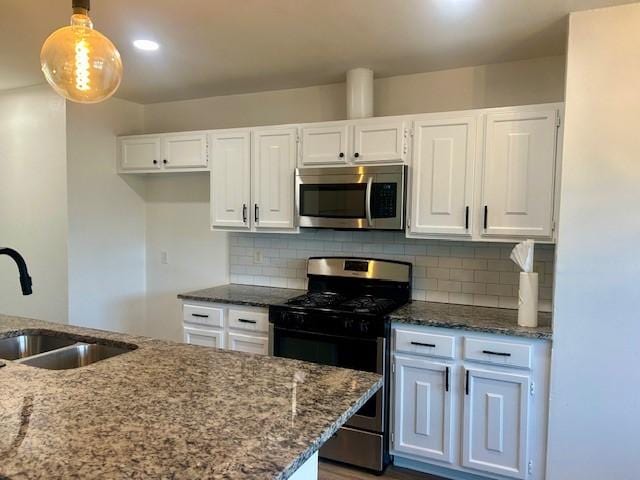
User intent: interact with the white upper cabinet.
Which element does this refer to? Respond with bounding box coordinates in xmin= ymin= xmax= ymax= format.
xmin=119 ymin=135 xmax=162 ymax=171
xmin=251 ymin=127 xmax=297 ymax=230
xmin=118 ymin=132 xmax=208 ymax=172
xmin=163 ymin=132 xmax=208 ymax=169
xmin=409 ymin=116 xmax=476 ymax=237
xmin=394 ymin=355 xmax=454 ymax=464
xmin=300 ymin=124 xmax=349 ymax=166
xmin=462 ymin=368 xmax=530 ymax=479
xmin=298 ymin=118 xmax=408 ymax=167
xmin=352 ymin=119 xmax=407 ymax=164
xmin=481 ymin=108 xmax=558 ymax=239
xmin=210 ymin=131 xmax=251 ymax=230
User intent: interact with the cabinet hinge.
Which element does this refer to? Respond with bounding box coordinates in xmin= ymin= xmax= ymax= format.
xmin=402 ymin=129 xmax=410 ymax=155
xmin=530 ymin=382 xmax=535 ymax=396
xmin=528 ymin=460 xmax=533 ymax=475
xmin=555 ymin=110 xmax=561 ymax=128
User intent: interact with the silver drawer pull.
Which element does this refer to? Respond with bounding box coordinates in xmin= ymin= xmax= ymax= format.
xmin=411 ymin=341 xmax=436 ymax=348
xmin=482 ymin=350 xmax=511 ymax=357
xmin=191 ymin=313 xmax=209 ymax=318
xmin=238 ymin=319 xmax=257 ymax=324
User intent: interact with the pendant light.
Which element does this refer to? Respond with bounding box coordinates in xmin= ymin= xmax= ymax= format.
xmin=41 ymin=0 xmax=123 ymax=104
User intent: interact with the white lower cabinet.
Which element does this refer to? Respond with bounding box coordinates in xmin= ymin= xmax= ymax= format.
xmin=463 ymin=368 xmax=530 ymax=479
xmin=393 ymin=356 xmax=454 ymax=464
xmin=182 ymin=301 xmax=269 ymax=356
xmin=183 ymin=325 xmax=225 ymax=349
xmin=392 ymin=326 xmax=550 ymax=480
xmin=227 ymin=331 xmax=269 ymax=355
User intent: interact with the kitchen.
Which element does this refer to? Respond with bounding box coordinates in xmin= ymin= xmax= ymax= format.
xmin=1 ymin=1 xmax=639 ymax=479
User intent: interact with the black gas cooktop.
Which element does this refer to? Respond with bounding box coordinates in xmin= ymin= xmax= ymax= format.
xmin=269 ymin=257 xmax=412 ymax=338
xmin=285 ymin=292 xmax=400 ymax=315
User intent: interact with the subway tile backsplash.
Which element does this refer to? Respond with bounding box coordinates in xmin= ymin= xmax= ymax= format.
xmin=229 ymin=231 xmax=554 ymax=312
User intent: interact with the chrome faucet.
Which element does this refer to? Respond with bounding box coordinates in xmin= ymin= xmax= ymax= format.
xmin=0 ymin=248 xmax=33 ymax=295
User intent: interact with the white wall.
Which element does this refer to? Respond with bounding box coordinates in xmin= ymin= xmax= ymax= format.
xmin=547 ymin=4 xmax=640 ymax=480
xmin=145 ymin=174 xmax=228 ymax=341
xmin=0 ymin=85 xmax=68 ymax=323
xmin=144 ymin=55 xmax=565 ymax=132
xmin=66 ymin=98 xmax=147 ymax=335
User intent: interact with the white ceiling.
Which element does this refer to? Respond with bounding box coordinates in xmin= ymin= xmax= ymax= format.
xmin=0 ymin=0 xmax=634 ymax=104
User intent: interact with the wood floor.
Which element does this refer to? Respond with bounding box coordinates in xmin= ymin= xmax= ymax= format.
xmin=318 ymin=460 xmax=445 ymax=480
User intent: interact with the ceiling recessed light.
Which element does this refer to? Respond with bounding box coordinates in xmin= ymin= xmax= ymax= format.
xmin=133 ymin=39 xmax=159 ymax=51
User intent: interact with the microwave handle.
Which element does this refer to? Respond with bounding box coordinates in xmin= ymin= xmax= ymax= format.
xmin=365 ymin=177 xmax=373 ymax=227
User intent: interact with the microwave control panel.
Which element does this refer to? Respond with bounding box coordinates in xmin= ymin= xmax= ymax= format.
xmin=371 ymin=183 xmax=397 ymax=218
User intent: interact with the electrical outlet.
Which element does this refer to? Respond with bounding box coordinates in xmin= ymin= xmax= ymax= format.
xmin=160 ymin=251 xmax=169 ymax=265
xmin=254 ymin=250 xmax=264 ymax=264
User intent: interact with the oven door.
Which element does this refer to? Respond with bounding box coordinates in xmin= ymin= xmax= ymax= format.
xmin=296 ymin=166 xmax=405 ymax=230
xmin=272 ymin=326 xmax=385 ymax=432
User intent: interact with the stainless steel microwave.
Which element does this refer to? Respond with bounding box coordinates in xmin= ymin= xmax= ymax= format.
xmin=295 ymin=165 xmax=407 ymax=230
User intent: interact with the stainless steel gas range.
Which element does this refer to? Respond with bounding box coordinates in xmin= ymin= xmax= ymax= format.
xmin=268 ymin=257 xmax=412 ymax=472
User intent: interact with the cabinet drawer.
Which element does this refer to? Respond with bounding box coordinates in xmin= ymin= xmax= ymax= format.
xmin=395 ymin=329 xmax=455 ymax=359
xmin=464 ymin=337 xmax=532 ymax=369
xmin=228 ymin=308 xmax=269 ymax=333
xmin=228 ymin=332 xmax=269 ymax=355
xmin=183 ymin=326 xmax=225 ymax=349
xmin=183 ymin=304 xmax=224 ymax=328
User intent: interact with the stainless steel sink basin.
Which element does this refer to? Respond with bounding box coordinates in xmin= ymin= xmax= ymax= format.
xmin=0 ymin=334 xmax=77 ymax=361
xmin=18 ymin=343 xmax=135 ymax=370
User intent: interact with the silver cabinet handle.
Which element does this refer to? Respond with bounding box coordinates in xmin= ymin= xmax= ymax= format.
xmin=242 ymin=204 xmax=247 ymax=223
xmin=365 ymin=177 xmax=373 ymax=227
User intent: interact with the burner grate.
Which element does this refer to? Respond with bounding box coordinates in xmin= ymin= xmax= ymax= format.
xmin=286 ymin=292 xmax=347 ymax=308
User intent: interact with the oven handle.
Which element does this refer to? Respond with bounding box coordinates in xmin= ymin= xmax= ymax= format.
xmin=365 ymin=176 xmax=373 ymax=227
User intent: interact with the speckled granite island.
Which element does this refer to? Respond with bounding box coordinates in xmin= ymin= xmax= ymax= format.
xmin=0 ymin=314 xmax=381 ymax=480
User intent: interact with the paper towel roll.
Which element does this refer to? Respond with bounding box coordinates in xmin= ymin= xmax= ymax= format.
xmin=518 ymin=272 xmax=539 ymax=327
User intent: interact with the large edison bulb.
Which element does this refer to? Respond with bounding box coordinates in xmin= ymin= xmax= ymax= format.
xmin=41 ymin=13 xmax=123 ymax=104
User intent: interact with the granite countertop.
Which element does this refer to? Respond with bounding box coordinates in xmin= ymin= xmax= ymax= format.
xmin=389 ymin=301 xmax=552 ymax=340
xmin=0 ymin=314 xmax=381 ymax=480
xmin=178 ymin=284 xmax=305 ymax=308
xmin=178 ymin=284 xmax=552 ymax=339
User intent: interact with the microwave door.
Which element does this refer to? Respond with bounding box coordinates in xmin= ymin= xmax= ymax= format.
xmin=296 ymin=174 xmax=374 ymax=229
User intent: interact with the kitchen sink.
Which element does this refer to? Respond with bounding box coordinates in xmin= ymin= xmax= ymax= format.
xmin=18 ymin=343 xmax=135 ymax=370
xmin=0 ymin=334 xmax=77 ymax=361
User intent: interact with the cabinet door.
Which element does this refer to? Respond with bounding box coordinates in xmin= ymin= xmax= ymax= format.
xmin=210 ymin=131 xmax=251 ymax=229
xmin=410 ymin=117 xmax=476 ymax=236
xmin=393 ymin=355 xmax=453 ymax=464
xmin=352 ymin=120 xmax=407 ymax=164
xmin=163 ymin=133 xmax=208 ymax=169
xmin=119 ymin=136 xmax=162 ymax=171
xmin=463 ymin=368 xmax=530 ymax=479
xmin=481 ymin=109 xmax=558 ymax=238
xmin=251 ymin=128 xmax=297 ymax=230
xmin=183 ymin=325 xmax=225 ymax=349
xmin=301 ymin=124 xmax=349 ymax=166
xmin=228 ymin=331 xmax=269 ymax=355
